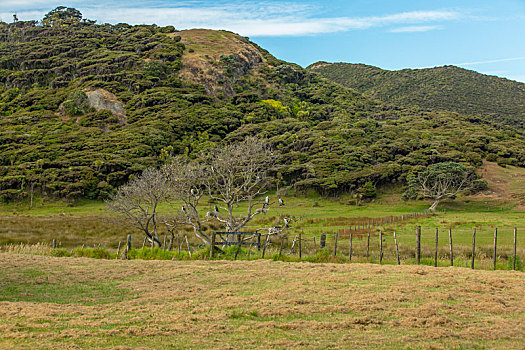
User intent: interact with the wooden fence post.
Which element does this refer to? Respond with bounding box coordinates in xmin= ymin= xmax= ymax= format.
xmin=52 ymin=239 xmax=56 ymax=248
xmin=394 ymin=231 xmax=400 ymax=265
xmin=257 ymin=234 xmax=261 ymax=251
xmin=210 ymin=232 xmax=216 ymax=259
xmin=299 ymin=234 xmax=302 ymax=259
xmin=471 ymin=228 xmax=476 ymax=269
xmin=416 ymin=226 xmax=421 ymax=265
xmin=247 ymin=242 xmax=253 ymax=259
xmin=334 ymin=232 xmax=338 ymax=256
xmin=279 ymin=235 xmax=284 ymax=256
xmin=234 ymin=234 xmax=242 ymax=260
xmin=448 ymin=228 xmax=453 ymax=266
xmin=366 ymin=232 xmax=370 ymax=258
xmin=379 ymin=231 xmax=383 ymax=264
xmin=513 ymin=227 xmax=517 ymax=271
xmin=262 ymin=234 xmax=270 ymax=258
xmin=142 ymin=237 xmax=146 ymax=249
xmin=163 ymin=236 xmax=166 ymax=250
xmin=125 ymin=234 xmax=132 ymax=259
xmin=177 ymin=234 xmax=181 ymax=255
xmin=168 ymin=237 xmax=173 ymax=251
xmin=116 ymin=241 xmax=121 ymax=260
xmin=320 ymin=233 xmax=326 ymax=249
xmin=349 ymin=232 xmax=353 ymax=261
xmin=493 ymin=228 xmax=497 ymax=270
xmin=434 ymin=228 xmax=438 ymax=267
xmin=185 ymin=235 xmax=192 ymax=258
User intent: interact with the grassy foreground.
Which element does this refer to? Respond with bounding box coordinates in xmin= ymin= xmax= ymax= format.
xmin=0 ymin=254 xmax=524 ymax=349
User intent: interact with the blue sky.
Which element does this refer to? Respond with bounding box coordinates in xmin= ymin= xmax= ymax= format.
xmin=2 ymin=0 xmax=525 ymax=82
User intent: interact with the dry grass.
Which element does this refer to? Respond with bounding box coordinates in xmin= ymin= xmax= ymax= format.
xmin=0 ymin=254 xmax=524 ymax=349
xmin=0 ymin=242 xmax=53 ymax=255
xmin=477 ymin=161 xmax=525 ymax=209
xmin=0 ymin=214 xmax=136 ymax=247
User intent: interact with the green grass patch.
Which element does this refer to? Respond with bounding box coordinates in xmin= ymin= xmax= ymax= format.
xmin=0 ymin=268 xmax=129 ymax=305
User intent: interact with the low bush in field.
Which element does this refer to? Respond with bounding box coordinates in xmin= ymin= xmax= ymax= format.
xmin=72 ymin=248 xmax=112 ymax=259
xmin=128 ymin=247 xmax=179 ymax=260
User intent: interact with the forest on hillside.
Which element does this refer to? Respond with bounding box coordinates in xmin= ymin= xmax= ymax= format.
xmin=1 ymin=8 xmax=525 ymax=202
xmin=308 ymin=62 xmax=525 ymax=129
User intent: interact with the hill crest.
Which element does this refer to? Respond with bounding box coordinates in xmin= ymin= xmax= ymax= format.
xmin=308 ymin=62 xmax=525 ymax=128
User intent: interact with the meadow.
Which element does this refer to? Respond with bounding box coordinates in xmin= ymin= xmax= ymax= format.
xmin=1 ymin=192 xmax=523 ymax=271
xmin=0 ymin=254 xmax=524 ymax=349
xmin=1 ymin=162 xmax=524 ymax=270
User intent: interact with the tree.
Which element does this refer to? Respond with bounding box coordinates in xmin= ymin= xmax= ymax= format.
xmin=42 ymin=7 xmax=82 ymax=27
xmin=403 ymin=162 xmax=485 ymax=211
xmin=359 ymin=180 xmax=377 ymax=199
xmin=163 ymin=158 xmax=210 ymax=245
xmin=163 ymin=137 xmax=276 ymax=246
xmin=204 ymin=137 xmax=275 ymax=234
xmin=107 ymin=167 xmax=170 ymax=246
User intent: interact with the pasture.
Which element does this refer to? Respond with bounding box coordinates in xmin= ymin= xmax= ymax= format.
xmin=1 ymin=192 xmax=524 ymax=270
xmin=0 ymin=254 xmax=524 ymax=349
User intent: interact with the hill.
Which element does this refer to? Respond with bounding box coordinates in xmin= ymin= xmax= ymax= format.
xmin=1 ymin=7 xmax=525 ymax=202
xmin=308 ymin=62 xmax=525 ymax=128
xmin=1 ymin=254 xmax=524 ymax=349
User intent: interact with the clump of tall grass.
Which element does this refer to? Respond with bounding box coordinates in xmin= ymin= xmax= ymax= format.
xmin=1 ymin=242 xmax=53 ymax=255
xmin=129 ymin=247 xmax=187 ymax=260
xmin=71 ymin=247 xmax=112 ymax=259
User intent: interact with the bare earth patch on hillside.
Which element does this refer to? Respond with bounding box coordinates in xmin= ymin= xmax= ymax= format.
xmin=477 ymin=161 xmax=525 ymax=209
xmin=0 ymin=254 xmax=524 ymax=349
xmin=172 ymin=29 xmax=265 ymax=96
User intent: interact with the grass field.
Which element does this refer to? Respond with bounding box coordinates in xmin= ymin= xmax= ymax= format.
xmin=1 ymin=194 xmax=523 ymax=270
xmin=0 ymin=162 xmax=524 ymax=270
xmin=0 ymin=163 xmax=524 ymax=348
xmin=0 ymin=254 xmax=524 ymax=349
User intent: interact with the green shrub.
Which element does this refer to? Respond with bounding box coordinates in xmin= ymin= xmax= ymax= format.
xmin=72 ymin=248 xmax=112 ymax=259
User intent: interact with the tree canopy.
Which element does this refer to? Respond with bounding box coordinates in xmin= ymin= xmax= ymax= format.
xmin=42 ymin=7 xmax=83 ymax=27
xmin=403 ymin=162 xmax=487 ymax=210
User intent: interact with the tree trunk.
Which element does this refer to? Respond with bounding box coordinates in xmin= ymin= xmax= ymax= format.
xmin=429 ymin=199 xmax=440 ymax=211
xmin=193 ymin=227 xmax=211 ymax=246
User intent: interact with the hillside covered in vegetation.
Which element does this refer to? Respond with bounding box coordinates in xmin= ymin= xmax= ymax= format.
xmin=1 ymin=7 xmax=525 ymax=201
xmin=308 ymin=62 xmax=525 ymax=129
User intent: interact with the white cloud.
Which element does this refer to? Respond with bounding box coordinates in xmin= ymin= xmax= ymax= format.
xmin=389 ymin=25 xmax=443 ymax=33
xmin=0 ymin=2 xmax=462 ymax=37
xmin=456 ymin=56 xmax=525 ymax=66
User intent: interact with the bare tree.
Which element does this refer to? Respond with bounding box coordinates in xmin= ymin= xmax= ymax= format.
xmin=162 ymin=137 xmax=276 ymax=247
xmin=107 ymin=167 xmax=170 ymax=246
xmin=205 ymin=137 xmax=275 ymax=233
xmin=159 ymin=213 xmax=186 ymax=251
xmin=163 ymin=158 xmax=211 ymax=245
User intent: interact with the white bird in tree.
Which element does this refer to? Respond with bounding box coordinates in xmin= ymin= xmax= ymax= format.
xmin=284 ymin=217 xmax=289 ymax=226
xmin=279 ymin=197 xmax=285 ymax=206
xmin=263 ymin=195 xmax=269 ymax=209
xmin=181 ymin=206 xmax=186 ymax=213
xmin=190 ymin=188 xmax=195 ymax=196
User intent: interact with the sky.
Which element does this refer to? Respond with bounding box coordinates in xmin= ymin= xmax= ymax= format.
xmin=2 ymin=0 xmax=525 ymax=82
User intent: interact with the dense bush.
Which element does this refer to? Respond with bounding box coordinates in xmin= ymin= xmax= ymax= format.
xmin=1 ymin=8 xmax=525 ymax=201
